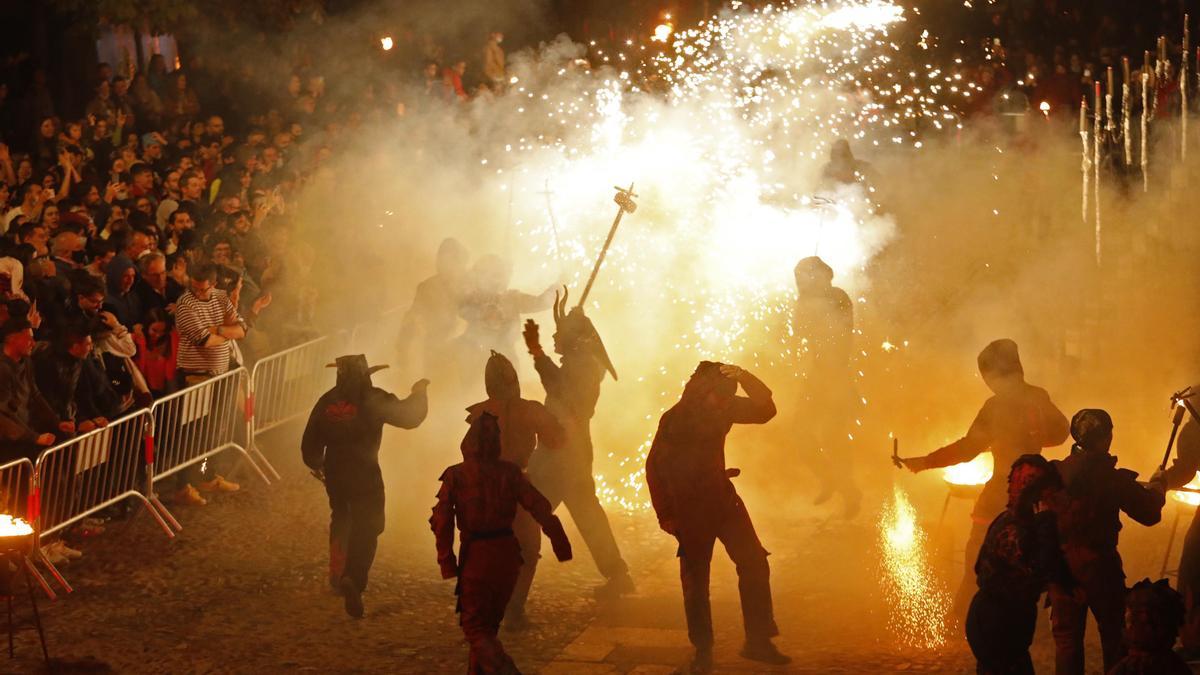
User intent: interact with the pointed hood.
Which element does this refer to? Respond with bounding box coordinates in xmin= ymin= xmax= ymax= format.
xmin=552 ymin=287 xmax=617 ymax=380
xmin=484 ymin=350 xmax=520 ymax=400
xmin=460 ymin=411 xmax=502 ymax=462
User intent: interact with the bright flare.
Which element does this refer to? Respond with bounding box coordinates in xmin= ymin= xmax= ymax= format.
xmin=1173 ymin=471 xmax=1200 ymax=507
xmin=879 ymin=486 xmax=949 ymax=648
xmin=0 ymin=515 xmax=33 ymax=537
xmin=943 ymin=453 xmax=994 ymax=486
xmin=380 ymin=36 xmax=394 ymax=51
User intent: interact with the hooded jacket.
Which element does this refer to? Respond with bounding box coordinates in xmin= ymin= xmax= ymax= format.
xmin=430 ymin=414 xmax=570 ymax=574
xmin=301 ymin=368 xmax=428 ymax=479
xmin=465 ymin=352 xmax=563 ymax=468
xmin=646 ymin=365 xmax=776 ymax=530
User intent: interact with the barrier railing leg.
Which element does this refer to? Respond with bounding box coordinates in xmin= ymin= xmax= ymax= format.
xmin=235 ymin=447 xmax=272 ymax=486
xmin=130 ymin=493 xmax=177 ymax=538
xmin=32 ymin=548 xmax=70 ymax=596
xmin=23 ymin=556 xmax=56 ymax=602
xmin=249 ymin=443 xmax=282 ymax=482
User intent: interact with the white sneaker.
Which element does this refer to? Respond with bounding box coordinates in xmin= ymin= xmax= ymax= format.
xmin=57 ymin=541 xmax=83 ymax=559
xmin=40 ymin=544 xmax=67 ymax=566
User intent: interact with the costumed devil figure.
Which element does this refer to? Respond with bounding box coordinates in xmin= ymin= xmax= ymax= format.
xmin=520 ymin=288 xmax=635 ymax=605
xmin=455 ymin=254 xmax=556 ymax=368
xmin=791 ymin=256 xmax=861 ymax=518
xmin=901 ymin=339 xmax=1069 ymax=617
xmin=1108 ymin=578 xmax=1192 ymax=675
xmin=397 ymin=237 xmax=470 ymax=377
xmin=431 ymin=412 xmax=573 ymax=674
xmin=645 ymin=361 xmax=790 ymax=674
xmin=301 ymin=354 xmax=429 ymax=618
xmin=1048 ymin=408 xmax=1166 ymax=675
xmin=966 ymin=454 xmax=1071 ymax=675
xmin=465 ymin=351 xmax=565 ymax=627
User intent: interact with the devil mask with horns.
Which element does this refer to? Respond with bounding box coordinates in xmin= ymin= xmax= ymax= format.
xmin=549 ymin=287 xmax=617 ymax=381
xmin=327 ymin=354 xmax=388 ymax=400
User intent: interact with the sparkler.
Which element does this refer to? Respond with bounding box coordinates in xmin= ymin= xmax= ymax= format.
xmin=1081 ymin=97 xmax=1090 ymax=223
xmin=1093 ymin=81 xmax=1102 ymax=264
xmin=1123 ymin=58 xmax=1132 ymax=167
xmin=878 ymin=486 xmax=949 ymax=649
xmin=577 ymin=184 xmax=637 ymax=308
xmin=1143 ymin=52 xmax=1151 ymax=192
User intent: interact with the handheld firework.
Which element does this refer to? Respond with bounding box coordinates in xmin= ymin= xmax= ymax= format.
xmin=1162 ymin=387 xmax=1200 ymax=470
xmin=577 ymin=183 xmax=637 ymax=308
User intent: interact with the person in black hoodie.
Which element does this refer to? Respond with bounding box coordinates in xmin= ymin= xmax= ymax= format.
xmin=33 ymin=318 xmax=117 ymax=432
xmin=301 ymin=354 xmax=428 ymax=618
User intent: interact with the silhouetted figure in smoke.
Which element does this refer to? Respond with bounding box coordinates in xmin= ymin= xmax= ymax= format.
xmin=819 ymin=139 xmax=875 ymax=190
xmin=967 ymin=454 xmax=1071 ymax=675
xmin=646 ymin=361 xmax=790 ymax=673
xmin=455 ymin=254 xmax=555 ymax=367
xmin=521 ymin=289 xmax=635 ymax=602
xmin=902 ymin=339 xmax=1069 ymax=617
xmin=1108 ymin=578 xmax=1192 ymax=675
xmin=1048 ymin=409 xmax=1166 ymax=675
xmin=791 ymin=256 xmax=861 ymax=518
xmin=431 ymin=412 xmax=572 ymax=674
xmin=464 ymin=351 xmax=565 ymax=627
xmin=397 ymin=238 xmax=469 ymax=376
xmin=301 ymin=355 xmax=429 ymax=618
xmin=1157 ymin=405 xmax=1200 ymax=655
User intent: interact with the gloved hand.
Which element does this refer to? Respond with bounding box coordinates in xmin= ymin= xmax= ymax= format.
xmin=523 ymin=319 xmax=544 ymax=356
xmin=439 ymin=555 xmax=459 ymax=580
xmin=900 ymin=456 xmax=930 ymax=474
xmin=1148 ymin=468 xmax=1168 ymax=493
xmin=552 ymin=535 xmax=573 ymax=563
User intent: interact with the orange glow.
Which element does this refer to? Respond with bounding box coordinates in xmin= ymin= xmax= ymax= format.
xmin=943 ymin=453 xmax=994 ymax=486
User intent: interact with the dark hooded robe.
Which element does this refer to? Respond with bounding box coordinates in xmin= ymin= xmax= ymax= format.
xmin=301 ymin=355 xmax=428 ymax=599
xmin=645 ymin=361 xmax=779 ymax=653
xmin=431 ymin=412 xmax=571 ymax=674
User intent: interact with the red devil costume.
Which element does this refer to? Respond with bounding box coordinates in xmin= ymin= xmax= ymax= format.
xmin=465 ymin=351 xmax=564 ymax=626
xmin=521 ymin=288 xmax=634 ymax=602
xmin=903 ymin=339 xmax=1069 ymax=616
xmin=646 ymin=362 xmax=789 ymax=673
xmin=431 ymin=412 xmax=572 ymax=674
xmin=301 ymin=354 xmax=429 ymax=618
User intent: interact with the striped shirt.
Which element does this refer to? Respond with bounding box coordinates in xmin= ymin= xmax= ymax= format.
xmin=175 ymin=288 xmax=244 ymax=375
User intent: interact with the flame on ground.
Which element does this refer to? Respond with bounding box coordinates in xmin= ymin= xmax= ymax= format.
xmin=878 ymin=486 xmax=949 ymax=649
xmin=0 ymin=515 xmax=33 ymax=537
xmin=942 ymin=453 xmax=994 ymax=487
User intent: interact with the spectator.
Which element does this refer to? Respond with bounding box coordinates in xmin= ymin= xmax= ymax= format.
xmin=6 ymin=183 xmax=47 ymax=229
xmin=164 ymin=72 xmax=201 ymax=124
xmin=33 ymin=319 xmax=113 ymax=435
xmin=483 ymin=32 xmax=506 ymax=89
xmin=442 ymin=60 xmax=468 ymax=102
xmin=172 ymin=263 xmax=243 ymax=504
xmin=132 ymin=307 xmax=178 ymax=398
xmin=0 ymin=318 xmax=66 ymax=463
xmin=104 ymin=255 xmax=141 ymax=329
xmin=134 ymin=251 xmax=180 ymax=318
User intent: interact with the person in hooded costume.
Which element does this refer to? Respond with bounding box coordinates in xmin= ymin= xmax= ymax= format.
xmin=645 ymin=361 xmax=788 ymax=672
xmin=521 ymin=288 xmax=635 ymax=600
xmin=301 ymin=354 xmax=429 ymax=618
xmin=966 ymin=454 xmax=1072 ymax=675
xmin=465 ymin=351 xmax=565 ymax=627
xmin=431 ymin=412 xmax=572 ymax=674
xmin=1047 ymin=409 xmax=1166 ymax=675
xmin=397 ymin=238 xmax=469 ymax=376
xmin=791 ymin=256 xmax=861 ymax=518
xmin=456 ymin=254 xmax=556 ymax=367
xmin=901 ymin=338 xmax=1070 ymax=617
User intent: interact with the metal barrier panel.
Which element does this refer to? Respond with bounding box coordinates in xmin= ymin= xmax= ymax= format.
xmin=0 ymin=457 xmax=32 ymax=521
xmin=249 ymin=334 xmax=345 ymax=436
xmin=35 ymin=411 xmax=153 ymax=540
xmin=149 ymin=368 xmax=261 ymax=483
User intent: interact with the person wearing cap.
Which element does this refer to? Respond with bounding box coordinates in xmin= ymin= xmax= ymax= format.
xmin=464 ymin=351 xmax=564 ymax=628
xmin=301 ymin=354 xmax=429 ymax=618
xmin=1047 ymin=409 xmax=1166 ymax=675
xmin=901 ymin=338 xmax=1070 ymax=617
xmin=646 ymin=361 xmax=788 ymax=672
xmin=522 ymin=288 xmax=635 ymax=602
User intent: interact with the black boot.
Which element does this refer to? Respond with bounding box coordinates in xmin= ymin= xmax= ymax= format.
xmin=739 ymin=638 xmax=791 ymax=665
xmin=340 ymin=577 xmax=364 ymax=618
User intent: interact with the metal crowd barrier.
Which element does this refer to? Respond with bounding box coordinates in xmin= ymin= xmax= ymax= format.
xmin=147 ymin=368 xmax=266 ymax=517
xmin=0 ymin=458 xmax=59 ymax=599
xmin=34 ymin=411 xmax=176 ymax=597
xmin=247 ymin=333 xmax=347 ymax=479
